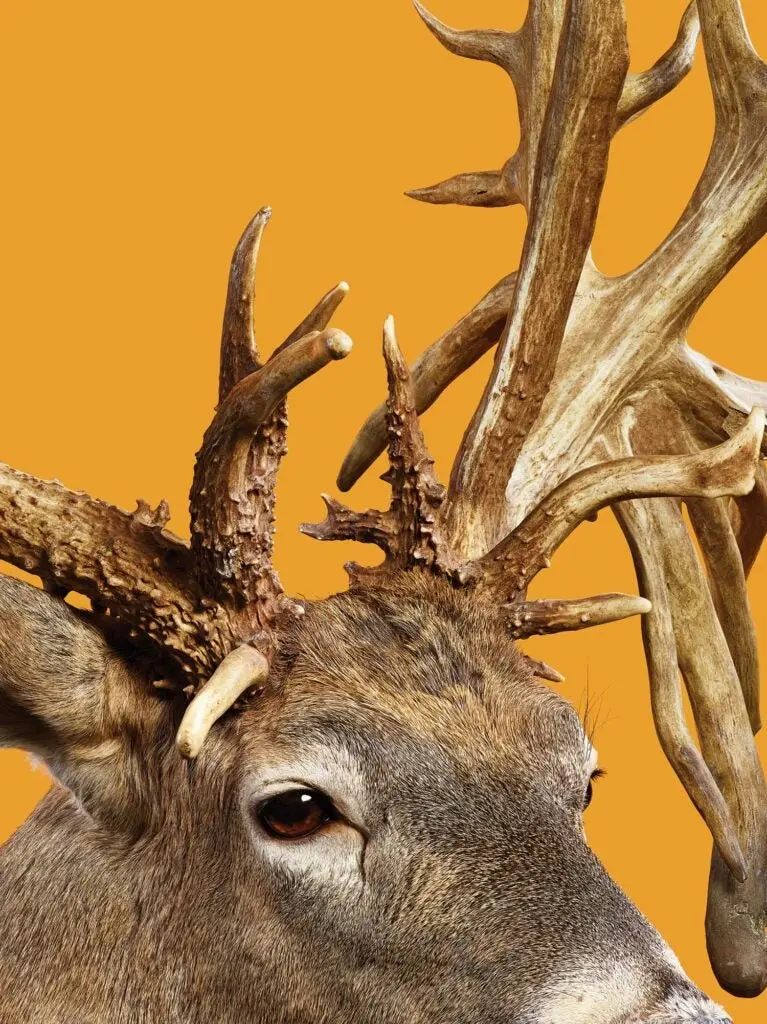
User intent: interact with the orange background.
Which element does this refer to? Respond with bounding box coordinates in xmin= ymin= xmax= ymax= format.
xmin=1 ymin=0 xmax=766 ymax=1016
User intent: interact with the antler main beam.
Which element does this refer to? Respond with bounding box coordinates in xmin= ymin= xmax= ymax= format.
xmin=444 ymin=0 xmax=629 ymax=556
xmin=0 ymin=466 xmax=234 ymax=679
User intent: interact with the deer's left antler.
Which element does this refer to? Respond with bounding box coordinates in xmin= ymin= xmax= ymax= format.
xmin=0 ymin=207 xmax=353 ymax=690
xmin=324 ymin=0 xmax=767 ymax=996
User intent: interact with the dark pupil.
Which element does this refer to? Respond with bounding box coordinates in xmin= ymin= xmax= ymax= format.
xmin=584 ymin=780 xmax=594 ymax=809
xmin=258 ymin=790 xmax=332 ymax=839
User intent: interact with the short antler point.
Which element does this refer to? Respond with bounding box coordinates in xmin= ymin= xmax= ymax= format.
xmin=326 ymin=329 xmax=353 ymax=360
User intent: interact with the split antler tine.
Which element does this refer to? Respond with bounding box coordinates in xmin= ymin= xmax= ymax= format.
xmin=177 ymin=645 xmax=269 ymax=760
xmin=616 ymin=501 xmax=749 ymax=884
xmin=616 ymin=2 xmax=700 ymax=129
xmin=300 ymin=494 xmax=395 ymax=553
xmin=446 ymin=0 xmax=630 ymax=557
xmin=191 ymin=328 xmax=352 ymax=610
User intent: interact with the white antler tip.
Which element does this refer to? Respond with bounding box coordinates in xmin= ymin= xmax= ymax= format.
xmin=326 ymin=329 xmax=353 ymax=360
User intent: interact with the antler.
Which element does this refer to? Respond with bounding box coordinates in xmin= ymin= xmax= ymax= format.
xmin=303 ymin=317 xmax=454 ymax=582
xmin=327 ymin=0 xmax=767 ymax=995
xmin=0 ymin=208 xmax=352 ymax=696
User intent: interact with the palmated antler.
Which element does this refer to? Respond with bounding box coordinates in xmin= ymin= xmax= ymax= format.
xmin=0 ymin=207 xmax=352 ymax=749
xmin=325 ymin=0 xmax=767 ymax=996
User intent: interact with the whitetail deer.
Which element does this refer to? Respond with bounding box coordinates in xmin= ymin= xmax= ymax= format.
xmin=1 ymin=0 xmax=766 ymax=1021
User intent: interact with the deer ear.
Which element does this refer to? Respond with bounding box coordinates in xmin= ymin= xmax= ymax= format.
xmin=0 ymin=574 xmax=163 ymax=832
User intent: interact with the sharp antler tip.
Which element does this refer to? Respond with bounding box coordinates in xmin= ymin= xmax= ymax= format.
xmin=405 ymin=186 xmax=441 ymax=204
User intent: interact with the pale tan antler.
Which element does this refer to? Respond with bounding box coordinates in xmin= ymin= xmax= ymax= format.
xmin=327 ymin=0 xmax=767 ymax=995
xmin=0 ymin=209 xmax=352 ymax=700
xmin=176 ymin=644 xmax=269 ymax=760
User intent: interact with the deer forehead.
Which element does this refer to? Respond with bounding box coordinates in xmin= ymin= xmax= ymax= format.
xmin=241 ymin=654 xmax=592 ymax=803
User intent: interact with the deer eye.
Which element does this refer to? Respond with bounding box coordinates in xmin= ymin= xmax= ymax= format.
xmin=584 ymin=768 xmax=606 ymax=810
xmin=256 ymin=789 xmax=337 ymax=839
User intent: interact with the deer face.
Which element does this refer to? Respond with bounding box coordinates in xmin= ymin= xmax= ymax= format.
xmin=3 ymin=1 xmax=766 ymax=1013
xmin=216 ymin=575 xmax=728 ymax=1023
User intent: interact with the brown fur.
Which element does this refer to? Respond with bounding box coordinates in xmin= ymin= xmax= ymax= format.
xmin=0 ymin=575 xmax=727 ymax=1022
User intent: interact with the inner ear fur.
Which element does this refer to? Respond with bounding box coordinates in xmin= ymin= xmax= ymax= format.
xmin=0 ymin=575 xmax=169 ymax=834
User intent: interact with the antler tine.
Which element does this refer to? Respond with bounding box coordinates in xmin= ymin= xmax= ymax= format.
xmin=476 ymin=408 xmax=764 ymax=601
xmin=406 ymin=160 xmax=523 ymax=209
xmin=445 ymin=0 xmax=629 ymax=558
xmin=191 ymin=328 xmax=352 ymax=611
xmin=687 ymin=496 xmax=761 ymax=733
xmin=277 ymin=281 xmax=350 ymax=356
xmin=632 ymin=0 xmax=767 ymax=326
xmin=305 ymin=317 xmax=451 ymax=580
xmin=505 ymin=594 xmax=651 ymax=640
xmin=338 ymin=273 xmax=516 ymax=492
xmin=177 ymin=644 xmax=269 ymax=760
xmin=219 ymin=207 xmax=271 ymax=400
xmin=412 ymin=1 xmax=522 ymax=77
xmin=646 ymin=499 xmax=767 ymax=997
xmin=191 ymin=209 xmax=353 ymax=640
xmin=300 ymin=494 xmax=395 ymax=553
xmin=380 ymin=316 xmax=448 ymax=571
xmin=616 ymin=2 xmax=700 ymax=129
xmin=522 ymin=654 xmax=565 ymax=684
xmin=615 ymin=501 xmax=748 ymax=884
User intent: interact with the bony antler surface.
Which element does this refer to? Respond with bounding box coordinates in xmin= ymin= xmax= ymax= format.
xmin=0 ymin=207 xmax=352 ymax=693
xmin=328 ymin=0 xmax=767 ymax=997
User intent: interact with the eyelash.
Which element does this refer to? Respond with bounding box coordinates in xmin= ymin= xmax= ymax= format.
xmin=584 ymin=768 xmax=607 ymax=810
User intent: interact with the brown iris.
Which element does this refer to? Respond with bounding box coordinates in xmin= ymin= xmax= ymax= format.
xmin=257 ymin=789 xmax=336 ymax=839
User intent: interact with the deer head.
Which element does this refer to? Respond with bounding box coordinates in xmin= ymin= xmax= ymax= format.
xmin=1 ymin=1 xmax=766 ymax=1022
